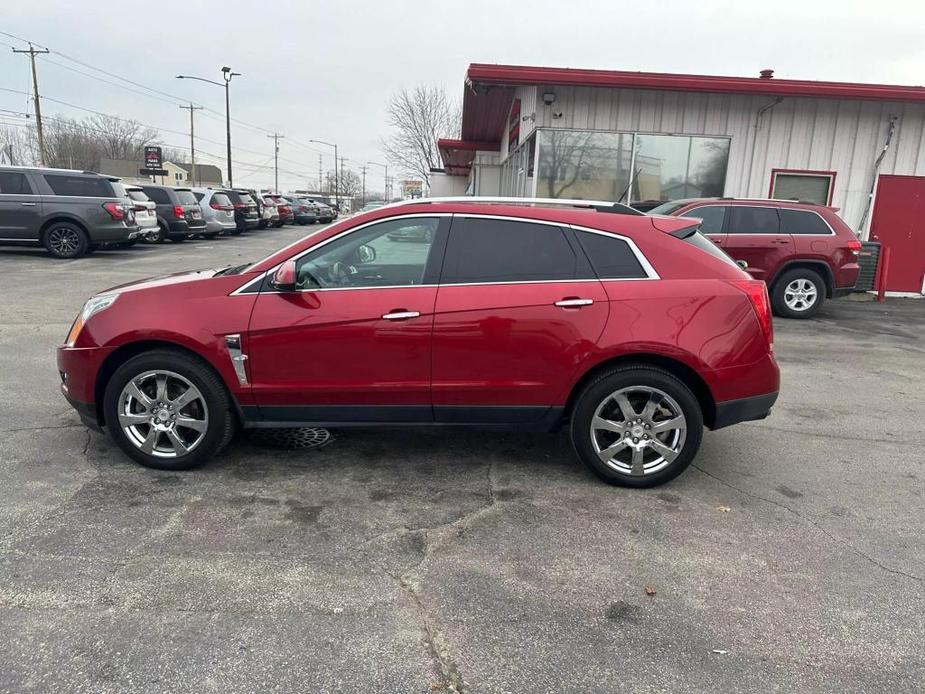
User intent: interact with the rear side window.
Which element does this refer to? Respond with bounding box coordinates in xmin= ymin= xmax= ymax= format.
xmin=574 ymin=230 xmax=646 ymax=279
xmin=192 ymin=192 xmax=205 ymax=202
xmin=127 ymin=190 xmax=149 ymax=202
xmin=142 ymin=187 xmax=170 ymax=204
xmin=779 ymin=209 xmax=833 ymax=235
xmin=0 ymin=172 xmax=33 ymax=194
xmin=44 ymin=174 xmax=113 ymax=198
xmin=175 ymin=190 xmax=197 ymax=205
xmin=681 ymin=206 xmax=726 ymax=234
xmin=728 ymin=206 xmax=779 ymax=234
xmin=681 ymin=230 xmax=740 ymax=268
xmin=443 ymin=218 xmax=580 ymax=283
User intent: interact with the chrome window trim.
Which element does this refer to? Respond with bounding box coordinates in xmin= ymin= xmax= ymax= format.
xmin=228 ymin=213 xmax=450 ymax=296
xmin=691 ymin=203 xmax=836 ymax=236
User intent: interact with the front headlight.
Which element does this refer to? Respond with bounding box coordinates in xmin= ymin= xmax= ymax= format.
xmin=65 ymin=294 xmax=119 ymax=347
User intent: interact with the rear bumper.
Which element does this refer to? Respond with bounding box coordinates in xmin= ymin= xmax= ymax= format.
xmin=88 ymin=224 xmax=134 ymax=242
xmin=712 ymin=391 xmax=778 ymax=430
xmin=833 ymin=286 xmax=856 ymax=298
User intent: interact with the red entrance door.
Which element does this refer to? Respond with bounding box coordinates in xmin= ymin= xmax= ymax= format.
xmin=870 ymin=175 xmax=925 ymax=293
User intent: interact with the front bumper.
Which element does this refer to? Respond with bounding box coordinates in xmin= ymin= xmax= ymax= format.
xmin=712 ymin=391 xmax=778 ymax=430
xmin=57 ymin=344 xmax=114 ymax=430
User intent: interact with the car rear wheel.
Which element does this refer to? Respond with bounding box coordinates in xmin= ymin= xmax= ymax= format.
xmin=43 ymin=222 xmax=89 ymax=259
xmin=103 ymin=350 xmax=235 ymax=470
xmin=772 ymin=268 xmax=825 ymax=319
xmin=146 ymin=223 xmax=167 ymax=244
xmin=570 ymin=366 xmax=703 ymax=487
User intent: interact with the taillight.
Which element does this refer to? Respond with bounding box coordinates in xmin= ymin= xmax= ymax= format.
xmin=233 ymin=202 xmax=246 ymax=209
xmin=301 ymin=205 xmax=309 ymax=212
xmin=102 ymin=201 xmax=125 ymax=221
xmin=847 ymin=239 xmax=862 ymax=256
xmin=173 ymin=205 xmax=185 ymax=219
xmin=210 ymin=201 xmax=223 ymax=210
xmin=728 ymin=279 xmax=773 ymax=349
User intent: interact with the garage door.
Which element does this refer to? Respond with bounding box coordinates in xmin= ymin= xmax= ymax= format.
xmin=869 ymin=175 xmax=925 ymax=293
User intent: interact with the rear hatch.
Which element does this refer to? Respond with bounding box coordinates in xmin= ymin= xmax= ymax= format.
xmin=175 ymin=189 xmax=205 ymax=227
xmin=238 ymin=193 xmax=259 ymax=220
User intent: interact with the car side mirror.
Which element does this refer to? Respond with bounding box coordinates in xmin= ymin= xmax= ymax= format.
xmin=735 ymin=260 xmax=748 ymax=269
xmin=357 ymin=244 xmax=376 ymax=264
xmin=270 ymin=259 xmax=297 ymax=291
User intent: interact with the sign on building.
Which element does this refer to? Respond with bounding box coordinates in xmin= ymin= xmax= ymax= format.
xmin=402 ymin=179 xmax=424 ymax=198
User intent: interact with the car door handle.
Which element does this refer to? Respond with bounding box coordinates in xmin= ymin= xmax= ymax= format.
xmin=20 ymin=202 xmax=37 ymax=207
xmin=382 ymin=310 xmax=420 ymax=320
xmin=554 ymin=298 xmax=594 ymax=308
xmin=771 ymin=239 xmax=791 ymax=244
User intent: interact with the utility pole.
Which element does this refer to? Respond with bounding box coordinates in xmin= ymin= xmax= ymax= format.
xmin=12 ymin=43 xmax=50 ymax=166
xmin=318 ymin=155 xmax=323 ymax=193
xmin=180 ymin=103 xmax=203 ymax=185
xmin=359 ymin=165 xmax=367 ymax=206
xmin=267 ymin=133 xmax=284 ymax=191
xmin=339 ymin=157 xmax=346 ymax=203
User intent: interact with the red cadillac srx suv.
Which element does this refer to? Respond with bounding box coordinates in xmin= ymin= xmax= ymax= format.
xmin=57 ymin=198 xmax=780 ymax=487
xmin=649 ymin=198 xmax=861 ymax=318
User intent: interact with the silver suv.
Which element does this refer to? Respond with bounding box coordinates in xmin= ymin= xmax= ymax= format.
xmin=0 ymin=166 xmax=137 ymax=258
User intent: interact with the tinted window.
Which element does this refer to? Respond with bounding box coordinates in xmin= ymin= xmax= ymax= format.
xmin=174 ymin=190 xmax=197 ymax=205
xmin=296 ymin=217 xmax=440 ymax=289
xmin=193 ymin=192 xmax=205 ymax=202
xmin=444 ymin=218 xmax=578 ymax=284
xmin=779 ymin=209 xmax=832 ymax=235
xmin=224 ymin=190 xmax=243 ymax=204
xmin=44 ymin=174 xmax=113 ymax=198
xmin=575 ymin=231 xmax=646 ymax=279
xmin=647 ymin=200 xmax=688 ymax=215
xmin=681 ymin=231 xmax=740 ymax=268
xmin=127 ymin=190 xmax=149 ymax=202
xmin=681 ymin=206 xmax=726 ymax=234
xmin=142 ymin=186 xmax=171 ymax=204
xmin=212 ymin=193 xmax=231 ymax=207
xmin=238 ymin=194 xmax=255 ymax=205
xmin=0 ymin=172 xmax=33 ymax=194
xmin=728 ymin=206 xmax=779 ymax=234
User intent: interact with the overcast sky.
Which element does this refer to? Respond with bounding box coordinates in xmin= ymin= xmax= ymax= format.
xmin=2 ymin=0 xmax=924 ymax=192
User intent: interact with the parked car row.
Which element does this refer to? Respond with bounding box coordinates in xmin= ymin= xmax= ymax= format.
xmin=0 ymin=165 xmax=339 ymax=258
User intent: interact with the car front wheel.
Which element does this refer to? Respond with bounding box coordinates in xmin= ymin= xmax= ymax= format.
xmin=570 ymin=365 xmax=703 ymax=487
xmin=772 ymin=268 xmax=825 ymax=319
xmin=103 ymin=350 xmax=235 ymax=470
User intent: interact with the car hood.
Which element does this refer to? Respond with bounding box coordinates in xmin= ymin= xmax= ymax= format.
xmin=100 ymin=268 xmax=228 ymax=295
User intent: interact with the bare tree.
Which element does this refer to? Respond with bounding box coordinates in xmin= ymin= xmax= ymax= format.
xmin=382 ymin=85 xmax=460 ymax=187
xmin=42 ymin=114 xmax=160 ymax=171
xmin=0 ymin=123 xmax=37 ymax=166
xmin=324 ymin=168 xmax=362 ymax=198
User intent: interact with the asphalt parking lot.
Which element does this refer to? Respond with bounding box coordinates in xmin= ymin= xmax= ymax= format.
xmin=1 ymin=230 xmax=923 ymax=693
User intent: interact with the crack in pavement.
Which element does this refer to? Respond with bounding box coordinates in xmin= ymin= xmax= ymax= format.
xmin=692 ymin=464 xmax=922 ymax=583
xmin=741 ymin=422 xmax=925 ymax=446
xmin=0 ymin=423 xmax=86 ymax=434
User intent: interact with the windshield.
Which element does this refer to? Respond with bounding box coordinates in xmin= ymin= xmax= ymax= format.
xmin=678 ymin=228 xmax=740 ymax=268
xmin=175 ymin=190 xmax=197 ymax=205
xmin=127 ymin=190 xmax=149 ymax=202
xmin=212 ymin=193 xmax=232 ymax=207
xmin=647 ymin=201 xmax=688 ymax=216
xmin=239 ymin=194 xmax=255 ymax=205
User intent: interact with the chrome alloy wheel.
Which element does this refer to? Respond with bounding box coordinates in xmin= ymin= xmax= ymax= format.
xmin=590 ymin=386 xmax=687 ymax=476
xmin=117 ymin=370 xmax=208 ymax=458
xmin=784 ymin=278 xmax=818 ymax=312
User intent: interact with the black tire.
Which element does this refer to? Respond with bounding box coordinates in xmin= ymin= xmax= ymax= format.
xmin=570 ymin=365 xmax=703 ymax=488
xmin=231 ymin=227 xmax=243 ymax=236
xmin=168 ymin=235 xmax=187 ymax=243
xmin=771 ymin=268 xmax=825 ymax=319
xmin=43 ymin=221 xmax=89 ymax=259
xmin=103 ymin=350 xmax=236 ymax=471
xmin=147 ymin=223 xmax=167 ymax=244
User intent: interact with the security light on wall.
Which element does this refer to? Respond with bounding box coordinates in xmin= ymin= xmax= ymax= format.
xmin=542 ymin=92 xmax=557 ymax=105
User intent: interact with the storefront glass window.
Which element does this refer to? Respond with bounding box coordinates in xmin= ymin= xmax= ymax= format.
xmin=534 ymin=130 xmax=729 ymax=204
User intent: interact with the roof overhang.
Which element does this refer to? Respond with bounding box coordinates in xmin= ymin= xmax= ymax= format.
xmin=444 ymin=63 xmax=925 ymax=171
xmin=437 ymin=138 xmax=501 ymax=177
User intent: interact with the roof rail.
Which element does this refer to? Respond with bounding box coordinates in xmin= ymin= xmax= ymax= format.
xmin=383 ymin=196 xmax=644 ymax=215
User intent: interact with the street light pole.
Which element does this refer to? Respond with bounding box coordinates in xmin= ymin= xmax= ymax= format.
xmin=176 ymin=67 xmax=240 ymax=187
xmin=179 ymin=103 xmax=203 ymax=185
xmin=367 ymin=161 xmax=389 ymax=201
xmin=308 ymin=139 xmax=338 ymax=209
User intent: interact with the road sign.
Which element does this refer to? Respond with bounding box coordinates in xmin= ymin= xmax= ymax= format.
xmin=144 ymin=146 xmax=163 ymax=171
